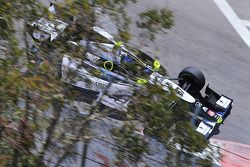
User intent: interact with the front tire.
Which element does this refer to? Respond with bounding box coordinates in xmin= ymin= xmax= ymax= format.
xmin=178 ymin=66 xmax=205 ymax=94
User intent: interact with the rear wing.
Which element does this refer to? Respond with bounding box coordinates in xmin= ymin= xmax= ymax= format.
xmin=28 ymin=2 xmax=68 ymax=41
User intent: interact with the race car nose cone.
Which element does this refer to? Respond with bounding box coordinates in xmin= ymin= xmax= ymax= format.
xmin=180 ymin=92 xmax=195 ymax=103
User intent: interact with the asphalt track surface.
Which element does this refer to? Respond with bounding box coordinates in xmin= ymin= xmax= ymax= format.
xmin=39 ymin=0 xmax=250 ymax=145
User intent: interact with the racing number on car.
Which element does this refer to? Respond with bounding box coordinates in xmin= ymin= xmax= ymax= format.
xmin=195 ymin=101 xmax=202 ymax=108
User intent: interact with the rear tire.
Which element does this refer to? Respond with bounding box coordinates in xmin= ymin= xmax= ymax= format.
xmin=178 ymin=66 xmax=205 ymax=94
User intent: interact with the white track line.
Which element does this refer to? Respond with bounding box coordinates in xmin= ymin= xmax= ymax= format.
xmin=242 ymin=20 xmax=250 ymax=28
xmin=213 ymin=0 xmax=250 ymax=48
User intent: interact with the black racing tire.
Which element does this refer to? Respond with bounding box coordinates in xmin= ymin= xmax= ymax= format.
xmin=178 ymin=66 xmax=205 ymax=94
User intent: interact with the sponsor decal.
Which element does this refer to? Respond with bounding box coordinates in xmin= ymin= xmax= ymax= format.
xmin=90 ymin=80 xmax=108 ymax=89
xmin=207 ymin=110 xmax=215 ymax=117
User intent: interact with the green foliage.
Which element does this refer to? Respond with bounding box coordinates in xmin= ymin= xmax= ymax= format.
xmin=137 ymin=8 xmax=174 ymax=40
xmin=0 ymin=0 xmax=216 ymax=167
xmin=112 ymin=123 xmax=149 ymax=164
xmin=118 ymin=29 xmax=131 ymax=42
xmin=0 ymin=1 xmax=42 ymax=20
xmin=124 ymin=85 xmax=213 ymax=166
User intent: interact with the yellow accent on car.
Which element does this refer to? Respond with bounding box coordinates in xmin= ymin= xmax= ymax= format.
xmin=153 ymin=60 xmax=160 ymax=71
xmin=103 ymin=61 xmax=113 ymax=71
xmin=217 ymin=116 xmax=223 ymax=124
xmin=113 ymin=41 xmax=123 ymax=50
xmin=115 ymin=41 xmax=123 ymax=47
xmin=136 ymin=79 xmax=148 ymax=84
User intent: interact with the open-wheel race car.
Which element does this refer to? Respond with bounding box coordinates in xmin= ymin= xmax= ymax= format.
xmin=25 ymin=3 xmax=233 ymax=139
xmin=60 ymin=27 xmax=233 ymax=139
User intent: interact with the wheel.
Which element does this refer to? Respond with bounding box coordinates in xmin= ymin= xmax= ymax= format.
xmin=178 ymin=66 xmax=205 ymax=94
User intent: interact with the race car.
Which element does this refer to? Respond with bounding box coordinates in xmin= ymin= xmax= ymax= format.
xmin=60 ymin=27 xmax=233 ymax=139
